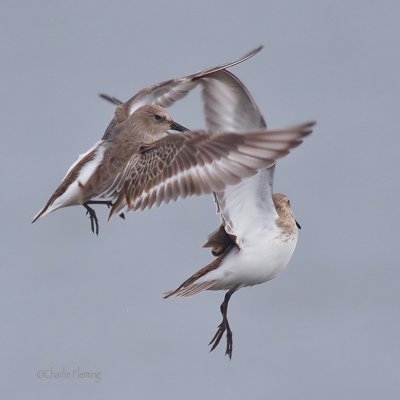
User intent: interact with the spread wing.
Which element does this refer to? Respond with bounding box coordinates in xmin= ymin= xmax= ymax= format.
xmin=100 ymin=46 xmax=263 ymax=139
xmin=109 ymin=123 xmax=314 ymax=217
xmin=202 ymin=70 xmax=267 ymax=133
xmin=200 ymin=70 xmax=277 ymax=235
xmin=126 ymin=47 xmax=262 ymax=112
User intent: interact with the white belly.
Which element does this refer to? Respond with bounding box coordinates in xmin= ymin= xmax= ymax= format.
xmin=205 ymin=229 xmax=298 ymax=291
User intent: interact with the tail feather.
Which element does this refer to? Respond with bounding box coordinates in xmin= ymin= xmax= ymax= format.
xmin=163 ymin=280 xmax=217 ymax=298
xmin=163 ymin=249 xmax=232 ymax=299
xmin=31 ymin=200 xmax=59 ymax=224
xmin=32 ymin=207 xmax=47 ymax=224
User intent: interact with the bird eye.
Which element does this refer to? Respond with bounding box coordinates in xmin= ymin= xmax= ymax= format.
xmin=154 ymin=114 xmax=163 ymax=122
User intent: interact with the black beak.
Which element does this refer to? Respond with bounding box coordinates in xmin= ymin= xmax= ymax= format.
xmin=170 ymin=121 xmax=189 ymax=132
xmin=295 ymin=220 xmax=302 ymax=229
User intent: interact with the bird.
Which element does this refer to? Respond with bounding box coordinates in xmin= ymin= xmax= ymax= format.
xmin=33 ymin=102 xmax=314 ymax=235
xmin=33 ymin=46 xmax=263 ymax=234
xmin=99 ymin=49 xmax=314 ymax=357
xmin=32 ymin=105 xmax=187 ymax=234
xmin=162 ymin=69 xmax=315 ymax=358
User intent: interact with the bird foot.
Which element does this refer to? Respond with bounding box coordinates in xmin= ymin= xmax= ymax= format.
xmin=83 ymin=204 xmax=99 ymax=235
xmin=209 ymin=317 xmax=233 ymax=359
xmin=83 ymin=200 xmax=125 ymax=234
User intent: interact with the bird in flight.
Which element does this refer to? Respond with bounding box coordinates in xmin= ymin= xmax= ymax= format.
xmin=99 ymin=48 xmax=315 ymax=358
xmin=33 ymin=46 xmax=313 ymax=237
xmin=163 ymin=65 xmax=314 ymax=358
xmin=33 ymin=47 xmax=263 ymax=234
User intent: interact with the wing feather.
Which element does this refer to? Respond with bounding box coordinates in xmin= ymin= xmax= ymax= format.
xmin=200 ymin=70 xmax=273 ymax=234
xmin=108 ymin=124 xmax=314 ymax=217
xmin=99 ymin=46 xmax=263 ymax=136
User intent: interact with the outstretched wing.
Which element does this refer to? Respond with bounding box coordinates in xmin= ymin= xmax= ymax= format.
xmin=100 ymin=46 xmax=263 ymax=139
xmin=202 ymin=70 xmax=267 ymax=133
xmin=109 ymin=123 xmax=314 ymax=217
xmin=200 ymin=70 xmax=277 ymax=235
xmin=126 ymin=46 xmax=263 ymax=113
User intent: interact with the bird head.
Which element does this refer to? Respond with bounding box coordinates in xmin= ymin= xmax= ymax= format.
xmin=131 ymin=105 xmax=188 ymax=143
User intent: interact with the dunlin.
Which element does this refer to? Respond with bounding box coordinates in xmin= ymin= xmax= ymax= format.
xmin=107 ymin=122 xmax=314 ymax=218
xmin=163 ymin=69 xmax=314 ymax=358
xmin=32 ymin=105 xmax=187 ymax=234
xmin=33 ymin=47 xmax=263 ymax=234
xmin=34 ymin=46 xmax=314 ymax=236
xmin=100 ymin=50 xmax=314 ymax=357
xmin=33 ymin=102 xmax=313 ymax=235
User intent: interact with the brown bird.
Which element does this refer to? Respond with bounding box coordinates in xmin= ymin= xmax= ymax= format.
xmin=33 ymin=102 xmax=313 ymax=235
xmin=33 ymin=47 xmax=264 ymax=234
xmin=99 ymin=49 xmax=315 ymax=358
xmin=32 ymin=105 xmax=187 ymax=234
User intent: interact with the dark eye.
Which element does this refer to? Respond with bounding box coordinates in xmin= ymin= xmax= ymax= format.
xmin=154 ymin=114 xmax=163 ymax=122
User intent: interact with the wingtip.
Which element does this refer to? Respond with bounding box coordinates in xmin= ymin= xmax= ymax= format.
xmin=252 ymin=44 xmax=264 ymax=54
xmin=302 ymin=121 xmax=317 ymax=136
xmin=163 ymin=290 xmax=176 ymax=299
xmin=240 ymin=45 xmax=264 ymax=63
xmin=290 ymin=120 xmax=316 ymax=137
xmin=98 ymin=93 xmax=124 ymax=106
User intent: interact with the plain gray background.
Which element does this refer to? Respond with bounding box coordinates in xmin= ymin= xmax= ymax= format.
xmin=1 ymin=0 xmax=399 ymax=398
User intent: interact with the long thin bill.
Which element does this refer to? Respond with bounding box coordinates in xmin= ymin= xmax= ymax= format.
xmin=170 ymin=121 xmax=189 ymax=132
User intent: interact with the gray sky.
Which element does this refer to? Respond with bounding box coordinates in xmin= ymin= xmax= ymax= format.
xmin=1 ymin=0 xmax=399 ymax=398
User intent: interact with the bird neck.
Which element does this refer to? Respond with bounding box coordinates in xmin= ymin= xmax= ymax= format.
xmin=273 ymin=197 xmax=297 ymax=233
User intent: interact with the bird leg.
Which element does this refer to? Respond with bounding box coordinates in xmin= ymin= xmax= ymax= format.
xmin=209 ymin=288 xmax=237 ymax=359
xmin=86 ymin=201 xmax=126 ymax=220
xmin=83 ymin=203 xmax=101 ymax=235
xmin=83 ymin=201 xmax=126 ymax=234
xmin=86 ymin=200 xmax=113 ymax=208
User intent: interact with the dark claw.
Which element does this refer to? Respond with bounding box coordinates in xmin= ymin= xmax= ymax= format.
xmin=209 ymin=322 xmax=225 ymax=351
xmin=81 ymin=200 xmax=125 ymax=233
xmin=83 ymin=200 xmax=120 ymax=234
xmin=209 ymin=319 xmax=233 ymax=359
xmin=208 ymin=288 xmax=236 ymax=359
xmin=83 ymin=204 xmax=99 ymax=235
xmin=225 ymin=323 xmax=233 ymax=358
